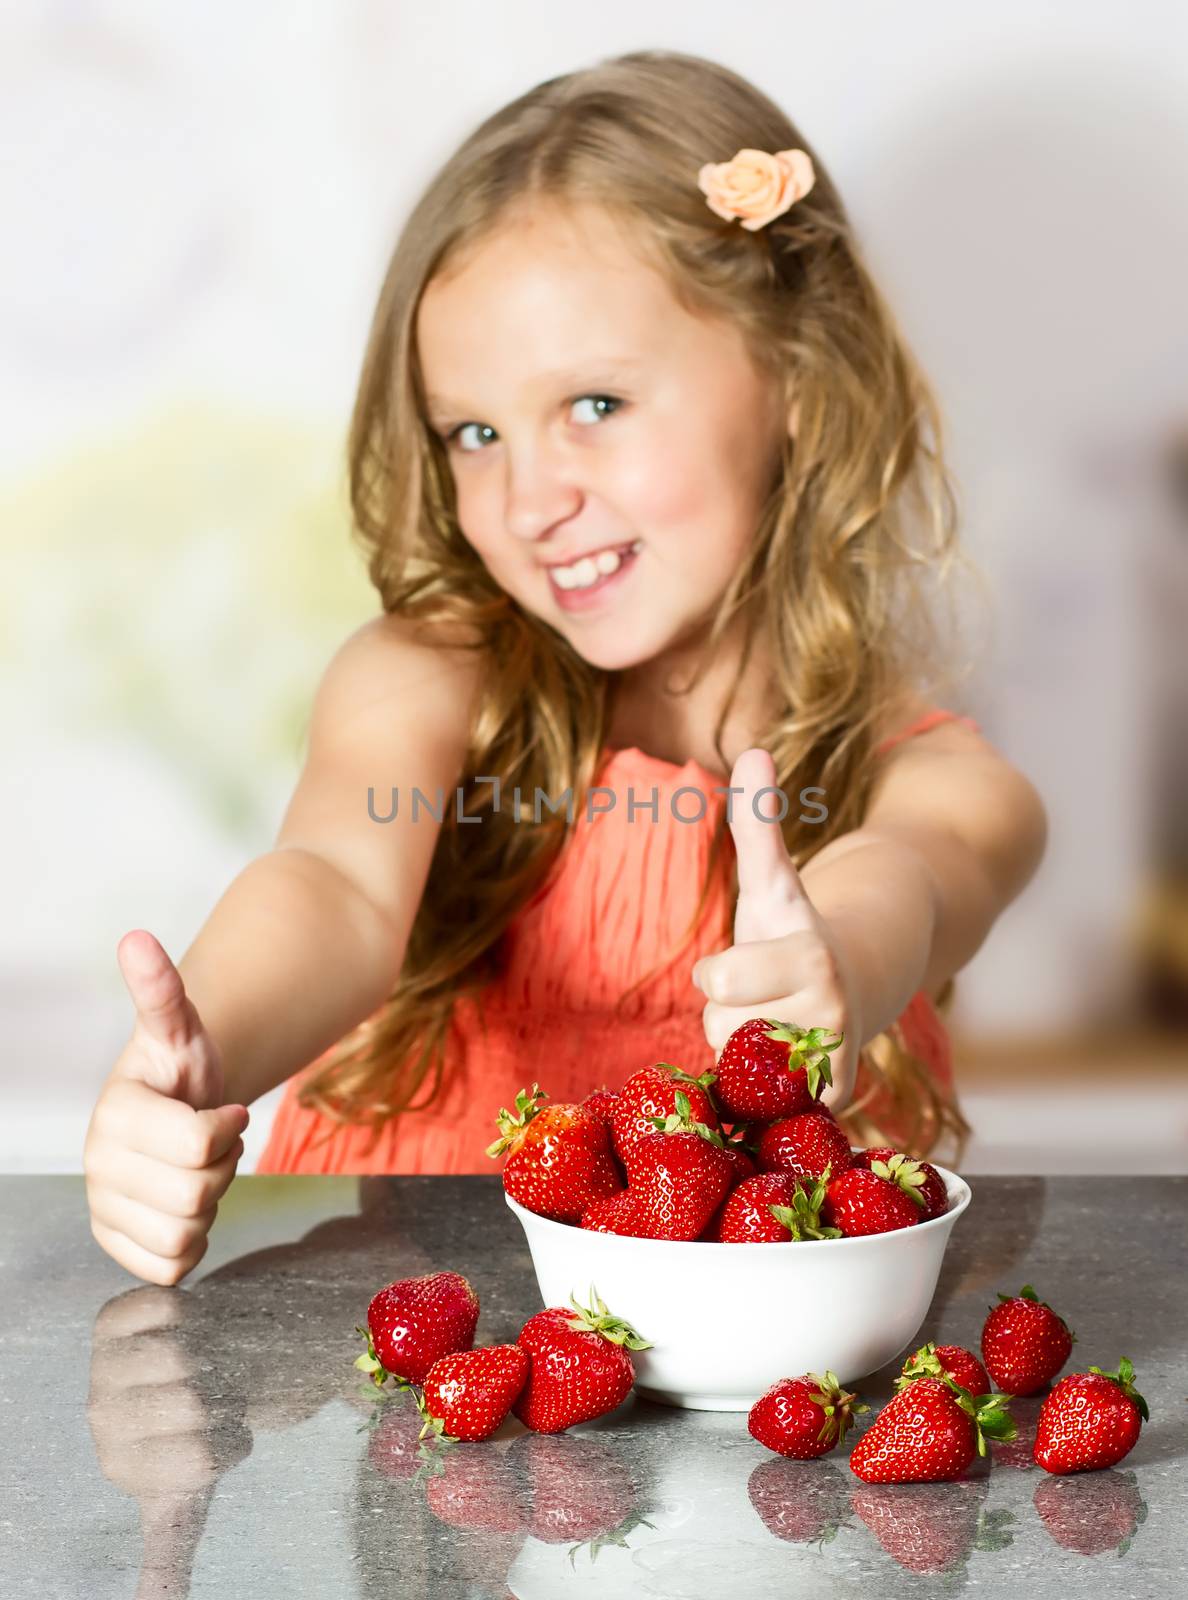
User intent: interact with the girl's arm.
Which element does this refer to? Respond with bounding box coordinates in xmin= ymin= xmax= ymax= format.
xmin=799 ymin=720 xmax=1049 ymax=1041
xmin=176 ymin=615 xmax=482 ymax=1106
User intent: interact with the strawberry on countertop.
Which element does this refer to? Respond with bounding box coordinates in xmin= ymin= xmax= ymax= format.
xmin=981 ymin=1285 xmax=1075 ymax=1396
xmin=416 ymin=1343 xmax=530 ymax=1443
xmin=749 ymin=1371 xmax=868 ymax=1458
xmin=355 ymin=1270 xmax=479 ymax=1388
xmin=848 ymin=1376 xmax=1016 ymax=1484
xmin=1033 ymin=1358 xmax=1148 ymax=1475
xmin=514 ymin=1287 xmax=651 ymax=1434
xmin=896 ymin=1341 xmax=991 ymax=1397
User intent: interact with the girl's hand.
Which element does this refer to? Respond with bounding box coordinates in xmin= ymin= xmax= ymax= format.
xmin=691 ymin=748 xmax=863 ymax=1113
xmin=84 ymin=931 xmax=250 ymax=1285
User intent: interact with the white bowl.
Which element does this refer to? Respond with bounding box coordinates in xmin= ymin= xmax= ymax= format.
xmin=506 ymin=1161 xmax=971 ymax=1410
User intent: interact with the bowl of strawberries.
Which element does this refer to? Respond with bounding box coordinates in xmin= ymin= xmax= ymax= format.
xmin=490 ymin=1020 xmax=972 ymax=1411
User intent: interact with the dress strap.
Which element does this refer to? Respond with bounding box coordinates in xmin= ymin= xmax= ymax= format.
xmin=873 ymin=708 xmax=980 ymax=760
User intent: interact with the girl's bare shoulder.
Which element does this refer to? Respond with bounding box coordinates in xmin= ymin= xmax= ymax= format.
xmin=314 ymin=612 xmax=485 ymax=747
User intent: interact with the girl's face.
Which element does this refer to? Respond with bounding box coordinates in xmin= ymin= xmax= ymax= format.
xmin=416 ymin=199 xmax=790 ymax=675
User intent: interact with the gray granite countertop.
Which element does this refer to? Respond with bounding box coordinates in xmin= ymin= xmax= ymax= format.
xmin=1 ymin=1175 xmax=1184 ymax=1598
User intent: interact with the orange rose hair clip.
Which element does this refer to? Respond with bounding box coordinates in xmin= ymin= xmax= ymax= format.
xmin=697 ymin=146 xmax=815 ymax=231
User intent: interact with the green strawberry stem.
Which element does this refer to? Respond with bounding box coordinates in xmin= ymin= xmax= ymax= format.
xmin=758 ymin=1020 xmax=843 ymax=1101
xmin=647 ymin=1088 xmax=726 ymax=1147
xmin=352 ymin=1324 xmax=413 ymax=1390
xmin=870 ymin=1153 xmax=928 ymax=1209
xmin=565 ymin=1286 xmax=653 ymax=1351
xmin=807 ymin=1370 xmax=869 ymax=1444
xmin=654 ymin=1061 xmax=718 ymax=1094
xmin=894 ymin=1341 xmax=947 ymax=1389
xmin=413 ymin=1386 xmax=458 ymax=1444
xmin=1088 ymin=1357 xmax=1150 ymax=1421
xmin=937 ymin=1376 xmax=1017 ymax=1455
xmin=766 ymin=1168 xmax=842 ymax=1241
xmin=485 ymin=1082 xmax=547 ymax=1158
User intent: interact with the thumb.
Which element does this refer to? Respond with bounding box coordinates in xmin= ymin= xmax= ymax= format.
xmin=727 ymin=747 xmax=813 ymax=940
xmin=116 ymin=930 xmax=228 ymax=1113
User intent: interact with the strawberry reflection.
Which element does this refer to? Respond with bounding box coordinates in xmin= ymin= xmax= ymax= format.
xmin=746 ymin=1456 xmax=851 ymax=1545
xmin=1033 ymin=1468 xmax=1148 ymax=1557
xmin=850 ymin=1477 xmax=1016 ymax=1576
xmin=505 ymin=1432 xmax=646 ymax=1551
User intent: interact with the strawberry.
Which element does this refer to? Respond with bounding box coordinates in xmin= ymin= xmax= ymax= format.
xmin=852 ymin=1148 xmax=948 ymax=1220
xmin=757 ymin=1112 xmax=853 ymax=1182
xmin=416 ymin=1343 xmax=530 ymax=1442
xmin=622 ymin=1091 xmax=734 ymax=1240
xmin=1033 ymin=1468 xmax=1148 ymax=1554
xmin=580 ymin=1188 xmax=643 ymax=1235
xmin=822 ymin=1165 xmax=922 ymax=1237
xmin=980 ymin=1285 xmax=1075 ymax=1395
xmin=1032 ymin=1358 xmax=1148 ymax=1474
xmin=713 ymin=1019 xmax=843 ymax=1122
xmin=748 ymin=1457 xmax=851 ymax=1544
xmin=514 ymin=1287 xmax=651 ymax=1434
xmin=610 ymin=1063 xmax=719 ymax=1175
xmin=848 ymin=1376 xmax=1016 ymax=1483
xmin=354 ymin=1270 xmax=479 ymax=1387
xmin=720 ymin=1125 xmax=759 ymax=1183
xmin=896 ymin=1341 xmax=990 ymax=1397
xmin=580 ymin=1086 xmax=621 ymax=1128
xmin=486 ymin=1083 xmax=621 ymax=1223
xmin=748 ymin=1371 xmax=868 ymax=1458
xmin=711 ymin=1170 xmax=841 ymax=1243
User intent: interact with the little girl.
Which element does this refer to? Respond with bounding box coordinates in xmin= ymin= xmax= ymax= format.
xmin=84 ymin=49 xmax=1047 ymax=1283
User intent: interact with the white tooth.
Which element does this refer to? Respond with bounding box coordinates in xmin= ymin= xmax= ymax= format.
xmin=594 ymin=548 xmax=623 ymax=576
xmin=553 ymin=566 xmax=579 ymax=590
xmin=570 ymin=557 xmax=599 ymax=586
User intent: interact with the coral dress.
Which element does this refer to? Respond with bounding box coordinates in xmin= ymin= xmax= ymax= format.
xmin=257 ymin=708 xmax=979 ymax=1174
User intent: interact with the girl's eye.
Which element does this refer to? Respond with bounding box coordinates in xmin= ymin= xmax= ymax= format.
xmin=444 ymin=394 xmax=623 ymax=453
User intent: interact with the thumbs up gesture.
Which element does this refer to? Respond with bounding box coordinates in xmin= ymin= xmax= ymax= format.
xmin=691 ymin=748 xmax=862 ymax=1113
xmin=84 ymin=931 xmax=250 ymax=1285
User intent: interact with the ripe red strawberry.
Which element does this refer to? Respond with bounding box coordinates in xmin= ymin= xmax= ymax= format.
xmin=622 ymin=1092 xmax=734 ymax=1240
xmin=748 ymin=1457 xmax=851 ymax=1544
xmin=514 ymin=1288 xmax=651 ymax=1433
xmin=486 ymin=1083 xmax=621 ymax=1223
xmin=416 ymin=1343 xmax=530 ymax=1442
xmin=711 ymin=1170 xmax=841 ymax=1243
xmin=580 ymin=1188 xmax=643 ymax=1235
xmin=1033 ymin=1468 xmax=1148 ymax=1554
xmin=355 ymin=1270 xmax=479 ymax=1387
xmin=853 ymin=1148 xmax=948 ymax=1220
xmin=822 ymin=1165 xmax=921 ymax=1237
xmin=1032 ymin=1358 xmax=1148 ymax=1474
xmin=579 ymin=1085 xmax=621 ymax=1128
xmin=896 ymin=1341 xmax=990 ymax=1397
xmin=720 ymin=1125 xmax=759 ymax=1183
xmin=981 ymin=1285 xmax=1075 ymax=1395
xmin=848 ymin=1376 xmax=1016 ymax=1483
xmin=610 ymin=1062 xmax=719 ymax=1174
xmin=713 ymin=1019 xmax=843 ymax=1122
xmin=748 ymin=1371 xmax=868 ymax=1458
xmin=757 ymin=1112 xmax=854 ymax=1182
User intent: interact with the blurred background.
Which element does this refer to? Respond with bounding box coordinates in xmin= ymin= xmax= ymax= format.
xmin=3 ymin=1 xmax=1185 ymax=1174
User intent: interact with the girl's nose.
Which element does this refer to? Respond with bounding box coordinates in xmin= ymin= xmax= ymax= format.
xmin=504 ymin=444 xmax=584 ymax=543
